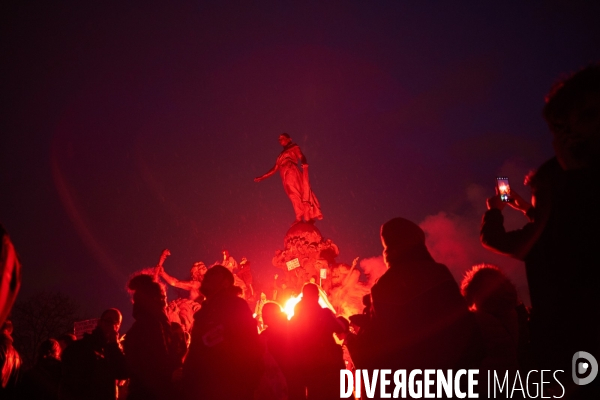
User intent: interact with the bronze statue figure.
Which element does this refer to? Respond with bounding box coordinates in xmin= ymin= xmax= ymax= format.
xmin=254 ymin=133 xmax=323 ymax=224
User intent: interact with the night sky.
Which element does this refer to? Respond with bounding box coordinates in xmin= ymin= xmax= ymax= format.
xmin=2 ymin=1 xmax=600 ymax=328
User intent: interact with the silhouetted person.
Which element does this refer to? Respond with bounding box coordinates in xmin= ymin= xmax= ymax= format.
xmin=289 ymin=283 xmax=345 ymax=400
xmin=124 ymin=275 xmax=183 ymax=400
xmin=56 ymin=333 xmax=77 ymax=354
xmin=19 ymin=338 xmax=62 ymax=400
xmin=348 ymin=293 xmax=371 ymax=333
xmin=256 ymin=301 xmax=290 ymax=400
xmin=0 ymin=320 xmax=21 ymax=400
xmin=461 ymin=264 xmax=524 ymax=371
xmin=481 ymin=64 xmax=600 ymax=398
xmin=335 ymin=316 xmax=356 ymax=374
xmin=349 ymin=218 xmax=482 ymax=399
xmin=60 ymin=309 xmax=127 ymax=400
xmin=262 ymin=301 xmax=289 ymax=363
xmin=182 ymin=265 xmax=262 ymax=400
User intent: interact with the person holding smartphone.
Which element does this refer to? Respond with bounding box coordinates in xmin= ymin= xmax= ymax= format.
xmin=487 ymin=177 xmax=532 ymax=215
xmin=480 ymin=64 xmax=600 ymax=397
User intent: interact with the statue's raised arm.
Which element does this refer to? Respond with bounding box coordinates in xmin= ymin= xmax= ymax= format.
xmin=254 ymin=164 xmax=278 ymax=182
xmin=158 ymin=261 xmax=206 ymax=302
xmin=254 ymin=133 xmax=323 ymax=225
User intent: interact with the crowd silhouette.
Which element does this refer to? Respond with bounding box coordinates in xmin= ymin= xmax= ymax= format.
xmin=1 ymin=64 xmax=599 ymax=399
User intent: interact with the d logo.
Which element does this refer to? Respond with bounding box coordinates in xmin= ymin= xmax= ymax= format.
xmin=572 ymin=351 xmax=598 ymax=385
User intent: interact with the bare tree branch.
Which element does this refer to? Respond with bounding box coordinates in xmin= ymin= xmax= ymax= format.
xmin=10 ymin=291 xmax=81 ymax=367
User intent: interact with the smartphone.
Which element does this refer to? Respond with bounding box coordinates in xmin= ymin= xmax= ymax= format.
xmin=496 ymin=177 xmax=511 ymax=202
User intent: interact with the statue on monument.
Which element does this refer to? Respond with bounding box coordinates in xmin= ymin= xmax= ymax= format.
xmin=254 ymin=133 xmax=323 ymax=224
xmin=157 ymin=260 xmax=206 ymax=303
xmin=154 ymin=251 xmax=205 ymax=332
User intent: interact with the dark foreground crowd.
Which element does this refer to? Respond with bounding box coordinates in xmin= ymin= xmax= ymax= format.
xmin=2 ymin=64 xmax=600 ymax=400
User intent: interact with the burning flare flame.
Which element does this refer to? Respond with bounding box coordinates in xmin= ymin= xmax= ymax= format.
xmin=283 ymin=290 xmax=336 ymax=320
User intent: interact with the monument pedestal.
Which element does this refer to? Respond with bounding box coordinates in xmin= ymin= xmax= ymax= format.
xmin=271 ymin=223 xmax=341 ymax=301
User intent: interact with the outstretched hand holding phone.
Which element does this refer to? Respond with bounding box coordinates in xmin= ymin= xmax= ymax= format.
xmin=486 ymin=177 xmax=532 ymax=214
xmin=505 ymin=190 xmax=532 ymax=214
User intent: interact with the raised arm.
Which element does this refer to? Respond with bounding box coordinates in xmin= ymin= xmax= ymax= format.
xmin=254 ymin=163 xmax=279 ymax=182
xmin=480 ymin=192 xmax=540 ymax=260
xmin=159 ymin=267 xmax=199 ymax=291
